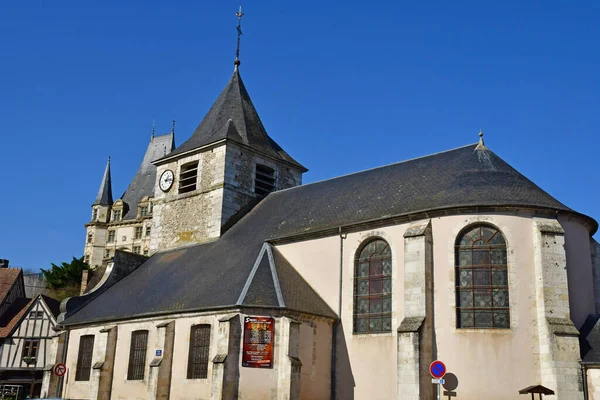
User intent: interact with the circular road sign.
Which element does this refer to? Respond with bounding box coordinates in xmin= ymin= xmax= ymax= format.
xmin=54 ymin=363 xmax=66 ymax=377
xmin=429 ymin=360 xmax=446 ymax=379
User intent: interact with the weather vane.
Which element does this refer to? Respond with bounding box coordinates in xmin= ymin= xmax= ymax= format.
xmin=234 ymin=6 xmax=244 ymax=67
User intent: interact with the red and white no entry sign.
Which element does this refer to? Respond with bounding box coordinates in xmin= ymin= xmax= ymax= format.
xmin=429 ymin=360 xmax=446 ymax=379
xmin=54 ymin=363 xmax=66 ymax=377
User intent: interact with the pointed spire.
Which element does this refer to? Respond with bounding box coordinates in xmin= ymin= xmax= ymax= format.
xmin=475 ymin=129 xmax=487 ymax=150
xmin=234 ymin=6 xmax=244 ymax=69
xmin=151 ymin=120 xmax=155 ymax=140
xmin=93 ymin=156 xmax=114 ymax=206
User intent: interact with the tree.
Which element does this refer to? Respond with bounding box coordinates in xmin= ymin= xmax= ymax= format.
xmin=41 ymin=256 xmax=89 ymax=289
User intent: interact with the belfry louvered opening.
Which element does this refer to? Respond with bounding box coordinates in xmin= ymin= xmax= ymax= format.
xmin=254 ymin=164 xmax=275 ymax=196
xmin=179 ymin=162 xmax=198 ymax=194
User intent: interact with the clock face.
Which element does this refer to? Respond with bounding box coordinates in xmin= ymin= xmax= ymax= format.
xmin=159 ymin=170 xmax=174 ymax=192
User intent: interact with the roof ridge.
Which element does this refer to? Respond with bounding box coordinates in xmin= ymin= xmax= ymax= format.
xmin=272 ymin=142 xmax=478 ymax=196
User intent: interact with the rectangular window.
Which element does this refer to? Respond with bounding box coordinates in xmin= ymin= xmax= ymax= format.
xmin=179 ymin=162 xmax=198 ymax=194
xmin=135 ymin=227 xmax=143 ymax=239
xmin=29 ymin=311 xmax=44 ymax=319
xmin=254 ymin=164 xmax=276 ymax=196
xmin=145 ymin=226 xmax=151 ymax=237
xmin=127 ymin=330 xmax=148 ymax=380
xmin=22 ymin=339 xmax=39 ymax=360
xmin=105 ymin=249 xmax=111 ymax=258
xmin=75 ymin=335 xmax=94 ymax=381
xmin=140 ymin=206 xmax=148 ymax=218
xmin=187 ymin=324 xmax=211 ymax=379
xmin=133 ymin=246 xmax=141 ymax=254
xmin=87 ymin=233 xmax=93 ymax=244
xmin=107 ymin=230 xmax=115 ymax=243
xmin=84 ymin=254 xmax=90 ymax=264
xmin=92 ymin=209 xmax=98 ymax=221
xmin=143 ymin=249 xmax=149 ymax=256
xmin=113 ymin=210 xmax=121 ymax=221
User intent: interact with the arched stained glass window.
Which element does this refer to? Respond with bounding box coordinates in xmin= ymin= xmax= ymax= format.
xmin=456 ymin=225 xmax=509 ymax=329
xmin=354 ymin=239 xmax=392 ymax=334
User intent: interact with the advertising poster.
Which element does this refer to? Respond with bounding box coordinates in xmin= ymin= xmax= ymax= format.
xmin=242 ymin=316 xmax=274 ymax=368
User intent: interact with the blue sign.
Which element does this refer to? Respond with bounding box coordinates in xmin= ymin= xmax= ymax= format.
xmin=156 ymin=350 xmax=162 ymax=357
xmin=429 ymin=360 xmax=446 ymax=379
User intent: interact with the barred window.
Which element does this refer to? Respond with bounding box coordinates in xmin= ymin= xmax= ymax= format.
xmin=187 ymin=324 xmax=211 ymax=379
xmin=75 ymin=335 xmax=94 ymax=381
xmin=127 ymin=330 xmax=148 ymax=380
xmin=353 ymin=239 xmax=392 ymax=334
xmin=456 ymin=225 xmax=509 ymax=329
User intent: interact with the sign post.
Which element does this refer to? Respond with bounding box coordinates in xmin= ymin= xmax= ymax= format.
xmin=54 ymin=363 xmax=66 ymax=377
xmin=430 ymin=360 xmax=447 ymax=400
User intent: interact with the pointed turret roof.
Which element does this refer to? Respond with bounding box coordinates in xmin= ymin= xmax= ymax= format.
xmin=93 ymin=158 xmax=113 ymax=206
xmin=121 ymin=132 xmax=175 ymax=219
xmin=162 ymin=68 xmax=307 ymax=171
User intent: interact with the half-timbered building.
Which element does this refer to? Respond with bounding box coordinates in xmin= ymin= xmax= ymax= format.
xmin=0 ymin=294 xmax=60 ymax=398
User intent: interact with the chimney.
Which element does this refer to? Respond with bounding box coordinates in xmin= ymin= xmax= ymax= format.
xmin=0 ymin=259 xmax=9 ymax=268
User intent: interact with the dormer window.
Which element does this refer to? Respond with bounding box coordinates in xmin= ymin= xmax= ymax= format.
xmin=255 ymin=164 xmax=275 ymax=196
xmin=179 ymin=162 xmax=198 ymax=194
xmin=92 ymin=209 xmax=98 ymax=221
xmin=140 ymin=206 xmax=149 ymax=218
xmin=113 ymin=210 xmax=121 ymax=222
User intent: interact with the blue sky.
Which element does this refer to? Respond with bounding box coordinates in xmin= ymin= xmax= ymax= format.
xmin=1 ymin=1 xmax=598 ymax=271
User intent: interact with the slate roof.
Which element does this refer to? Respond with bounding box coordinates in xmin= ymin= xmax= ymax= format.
xmin=159 ymin=68 xmax=306 ymax=171
xmin=0 ymin=297 xmax=33 ymax=338
xmin=120 ymin=133 xmax=175 ymax=219
xmin=63 ymin=144 xmax=596 ymax=326
xmin=0 ymin=295 xmax=59 ymax=338
xmin=0 ymin=269 xmax=22 ymax=308
xmin=580 ymin=314 xmax=600 ymax=363
xmin=93 ymin=158 xmax=113 ymax=206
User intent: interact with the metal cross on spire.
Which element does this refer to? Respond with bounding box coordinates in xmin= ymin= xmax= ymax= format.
xmin=234 ymin=6 xmax=244 ymax=68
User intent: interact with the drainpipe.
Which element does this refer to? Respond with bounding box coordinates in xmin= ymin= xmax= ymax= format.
xmin=331 ymin=227 xmax=346 ymax=400
xmin=581 ymin=362 xmax=589 ymax=400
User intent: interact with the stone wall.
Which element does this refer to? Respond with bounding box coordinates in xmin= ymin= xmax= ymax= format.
xmin=151 ymin=145 xmax=227 ymax=251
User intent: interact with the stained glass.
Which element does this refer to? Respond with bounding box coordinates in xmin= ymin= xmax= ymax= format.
xmin=474 ymin=311 xmax=493 ymax=328
xmin=492 ymin=269 xmax=508 ymax=285
xmin=494 ymin=311 xmax=509 ymax=328
xmin=357 ymin=298 xmax=369 ymax=314
xmin=383 ymin=259 xmax=392 ymax=275
xmin=456 ymin=225 xmax=509 ymax=329
xmin=459 ymin=269 xmax=472 ymax=286
xmin=474 ymin=290 xmax=492 ymax=307
xmin=459 ymin=311 xmax=474 ymax=328
xmin=459 ymin=290 xmax=473 ymax=307
xmin=382 ymin=297 xmax=392 ymax=312
xmin=369 ymin=298 xmax=382 ymax=313
xmin=354 ymin=239 xmax=392 ymax=333
xmin=492 ymin=289 xmax=509 ymax=307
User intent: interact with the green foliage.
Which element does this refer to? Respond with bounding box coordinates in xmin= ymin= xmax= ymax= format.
xmin=41 ymin=256 xmax=90 ymax=289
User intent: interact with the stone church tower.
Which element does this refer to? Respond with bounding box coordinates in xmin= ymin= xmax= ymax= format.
xmin=150 ymin=64 xmax=307 ymax=251
xmin=84 ymin=129 xmax=175 ymax=268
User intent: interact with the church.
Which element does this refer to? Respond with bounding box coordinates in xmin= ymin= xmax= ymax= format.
xmin=41 ymin=13 xmax=600 ymax=400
